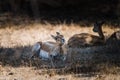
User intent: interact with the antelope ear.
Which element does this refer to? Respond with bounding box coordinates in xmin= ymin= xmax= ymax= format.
xmin=56 ymin=32 xmax=60 ymax=35
xmin=51 ymin=35 xmax=57 ymax=40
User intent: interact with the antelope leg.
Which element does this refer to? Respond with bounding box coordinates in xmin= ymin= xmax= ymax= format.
xmin=49 ymin=56 xmax=55 ymax=68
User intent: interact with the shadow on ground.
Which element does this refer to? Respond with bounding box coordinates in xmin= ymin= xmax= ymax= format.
xmin=0 ymin=46 xmax=66 ymax=69
xmin=0 ymin=43 xmax=120 ymax=75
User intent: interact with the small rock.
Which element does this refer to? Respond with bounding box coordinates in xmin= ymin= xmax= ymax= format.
xmin=8 ymin=72 xmax=14 ymax=75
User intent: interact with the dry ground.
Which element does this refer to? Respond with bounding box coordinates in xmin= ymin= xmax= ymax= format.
xmin=0 ymin=66 xmax=120 ymax=80
xmin=0 ymin=21 xmax=120 ymax=80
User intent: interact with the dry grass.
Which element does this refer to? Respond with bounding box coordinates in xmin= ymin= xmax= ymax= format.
xmin=0 ymin=22 xmax=119 ymax=48
xmin=0 ymin=22 xmax=120 ymax=80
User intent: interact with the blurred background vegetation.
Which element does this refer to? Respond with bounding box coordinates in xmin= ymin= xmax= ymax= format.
xmin=0 ymin=0 xmax=120 ymax=26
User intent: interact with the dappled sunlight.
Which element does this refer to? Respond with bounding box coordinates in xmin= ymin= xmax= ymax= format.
xmin=0 ymin=23 xmax=119 ymax=48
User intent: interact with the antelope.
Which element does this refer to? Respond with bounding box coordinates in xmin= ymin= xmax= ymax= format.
xmin=31 ymin=32 xmax=67 ymax=62
xmin=67 ymin=21 xmax=105 ymax=48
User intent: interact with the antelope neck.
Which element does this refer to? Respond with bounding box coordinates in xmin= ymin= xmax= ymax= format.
xmin=98 ymin=27 xmax=105 ymax=40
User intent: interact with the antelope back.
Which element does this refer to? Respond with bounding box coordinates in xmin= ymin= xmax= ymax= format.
xmin=68 ymin=33 xmax=103 ymax=48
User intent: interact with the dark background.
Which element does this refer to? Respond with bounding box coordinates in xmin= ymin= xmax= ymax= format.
xmin=0 ymin=0 xmax=120 ymax=26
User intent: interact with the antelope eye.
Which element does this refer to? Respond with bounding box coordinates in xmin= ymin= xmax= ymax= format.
xmin=62 ymin=39 xmax=65 ymax=43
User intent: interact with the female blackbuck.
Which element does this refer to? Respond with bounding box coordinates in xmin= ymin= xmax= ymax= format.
xmin=67 ymin=21 xmax=105 ymax=48
xmin=31 ymin=32 xmax=67 ymax=62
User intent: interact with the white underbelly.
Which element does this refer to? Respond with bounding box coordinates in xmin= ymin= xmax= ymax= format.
xmin=39 ymin=50 xmax=49 ymax=59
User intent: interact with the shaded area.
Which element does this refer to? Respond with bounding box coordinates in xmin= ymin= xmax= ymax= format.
xmin=64 ymin=41 xmax=120 ymax=74
xmin=0 ymin=0 xmax=120 ymax=26
xmin=0 ymin=46 xmax=66 ymax=68
xmin=0 ymin=43 xmax=120 ymax=74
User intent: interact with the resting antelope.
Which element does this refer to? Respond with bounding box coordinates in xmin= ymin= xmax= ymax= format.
xmin=67 ymin=21 xmax=105 ymax=48
xmin=31 ymin=32 xmax=67 ymax=62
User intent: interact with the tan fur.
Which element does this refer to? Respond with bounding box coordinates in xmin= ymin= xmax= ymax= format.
xmin=37 ymin=41 xmax=61 ymax=55
xmin=68 ymin=33 xmax=104 ymax=48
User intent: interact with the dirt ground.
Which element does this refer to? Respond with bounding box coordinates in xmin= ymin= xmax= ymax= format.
xmin=0 ymin=66 xmax=120 ymax=80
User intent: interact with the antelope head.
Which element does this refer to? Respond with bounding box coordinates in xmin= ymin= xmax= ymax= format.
xmin=51 ymin=32 xmax=65 ymax=46
xmin=93 ymin=21 xmax=105 ymax=40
